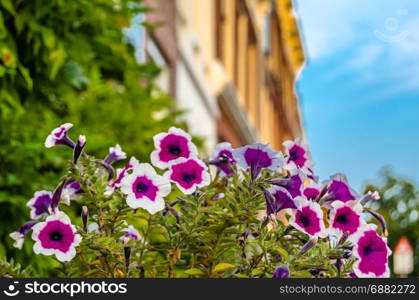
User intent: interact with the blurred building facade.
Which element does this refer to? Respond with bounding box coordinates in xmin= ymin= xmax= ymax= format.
xmin=145 ymin=0 xmax=305 ymax=152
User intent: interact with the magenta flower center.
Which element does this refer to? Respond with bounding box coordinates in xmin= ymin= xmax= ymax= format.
xmin=332 ymin=207 xmax=360 ymax=235
xmin=50 ymin=231 xmax=63 ymax=241
xmin=38 ymin=220 xmax=75 ymax=253
xmin=171 ymin=159 xmax=204 ymax=189
xmin=182 ymin=173 xmax=196 ymax=183
xmin=169 ymin=145 xmax=181 ymax=155
xmin=132 ymin=176 xmax=158 ymax=201
xmin=159 ymin=134 xmax=191 ymax=162
xmin=295 ymin=206 xmax=321 ymax=235
xmin=288 ymin=144 xmax=307 ymax=168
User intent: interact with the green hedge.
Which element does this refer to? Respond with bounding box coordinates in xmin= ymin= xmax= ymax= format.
xmin=0 ymin=0 xmax=182 ymax=276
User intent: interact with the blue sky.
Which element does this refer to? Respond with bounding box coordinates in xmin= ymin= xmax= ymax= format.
xmin=294 ymin=0 xmax=419 ymax=191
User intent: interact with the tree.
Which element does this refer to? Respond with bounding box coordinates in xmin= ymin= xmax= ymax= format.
xmin=364 ymin=168 xmax=419 ymax=277
xmin=0 ymin=0 xmax=181 ymax=276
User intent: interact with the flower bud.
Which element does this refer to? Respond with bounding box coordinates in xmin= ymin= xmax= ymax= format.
xmin=360 ymin=191 xmax=380 ymax=206
xmin=296 ymin=237 xmax=318 ymax=258
xmin=343 ymin=250 xmax=352 ymax=259
xmin=367 ymin=209 xmax=388 ymax=237
xmin=264 ymin=189 xmax=277 ymax=216
xmin=81 ymin=206 xmax=89 ymax=232
xmin=73 ymin=135 xmax=86 ymax=164
xmin=100 ymin=162 xmax=115 ymax=182
xmin=138 ymin=265 xmax=145 ymax=278
xmin=337 ymin=231 xmax=350 ymax=246
xmin=124 ymin=246 xmax=131 ymax=268
xmin=334 ymin=258 xmax=343 ymax=275
xmin=51 ymin=179 xmax=67 ymax=213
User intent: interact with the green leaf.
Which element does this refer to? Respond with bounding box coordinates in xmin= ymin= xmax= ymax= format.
xmin=184 ymin=268 xmax=205 ymax=276
xmin=18 ymin=64 xmax=33 ymax=90
xmin=1 ymin=0 xmax=16 ymax=16
xmin=275 ymin=247 xmax=289 ymax=261
xmin=212 ymin=263 xmax=235 ymax=273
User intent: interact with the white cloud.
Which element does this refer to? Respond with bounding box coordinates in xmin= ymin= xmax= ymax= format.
xmin=295 ymin=0 xmax=419 ymax=94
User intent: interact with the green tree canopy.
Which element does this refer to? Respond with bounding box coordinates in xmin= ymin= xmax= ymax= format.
xmin=0 ymin=0 xmax=181 ymax=276
xmin=364 ymin=168 xmax=419 ymax=277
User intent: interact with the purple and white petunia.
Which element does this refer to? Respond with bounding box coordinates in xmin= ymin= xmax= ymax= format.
xmin=289 ymin=198 xmax=326 ymax=238
xmin=105 ymin=157 xmax=140 ymax=196
xmin=328 ymin=200 xmax=364 ymax=240
xmin=303 ymin=181 xmax=322 ymax=201
xmin=323 ymin=174 xmax=357 ymax=203
xmin=265 ymin=186 xmax=299 ymax=216
xmin=283 ymin=138 xmax=313 ymax=175
xmin=104 ymin=144 xmax=127 ymax=165
xmin=9 ymin=221 xmax=38 ymax=249
xmin=27 ymin=191 xmax=53 ymax=219
xmin=120 ymin=163 xmax=171 ymax=214
xmin=270 ymin=170 xmax=305 ymax=198
xmin=272 ymin=265 xmax=290 ymax=278
xmin=31 ymin=212 xmax=82 ymax=262
xmin=150 ymin=127 xmax=198 ymax=169
xmin=61 ymin=181 xmax=83 ymax=205
xmin=233 ymin=143 xmax=284 ymax=180
xmin=120 ymin=225 xmax=142 ymax=244
xmin=353 ymin=224 xmax=391 ymax=278
xmin=44 ymin=123 xmax=75 ymax=148
xmin=209 ymin=142 xmax=236 ymax=176
xmin=165 ymin=157 xmax=211 ymax=195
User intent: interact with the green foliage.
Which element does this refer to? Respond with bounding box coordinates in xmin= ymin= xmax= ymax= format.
xmin=0 ymin=257 xmax=34 ymax=277
xmin=364 ymin=168 xmax=419 ymax=277
xmin=0 ymin=0 xmax=181 ymax=276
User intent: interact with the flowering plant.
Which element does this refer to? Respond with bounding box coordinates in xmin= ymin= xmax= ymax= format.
xmin=8 ymin=124 xmax=391 ymax=278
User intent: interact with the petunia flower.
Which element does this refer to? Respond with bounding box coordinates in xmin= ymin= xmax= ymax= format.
xmin=360 ymin=191 xmax=380 ymax=206
xmin=272 ymin=265 xmax=290 ymax=278
xmin=270 ymin=171 xmax=305 ymax=198
xmin=265 ymin=186 xmax=299 ymax=216
xmin=104 ymin=144 xmax=127 ymax=165
xmin=303 ymin=181 xmax=322 ymax=201
xmin=150 ymin=127 xmax=198 ymax=169
xmin=120 ymin=225 xmax=142 ymax=244
xmin=9 ymin=221 xmax=38 ymax=249
xmin=323 ymin=174 xmax=357 ymax=203
xmin=61 ymin=180 xmax=83 ymax=205
xmin=352 ymin=224 xmax=391 ymax=278
xmin=328 ymin=200 xmax=364 ymax=240
xmin=233 ymin=143 xmax=284 ymax=180
xmin=27 ymin=191 xmax=52 ymax=219
xmin=209 ymin=142 xmax=237 ymax=176
xmin=165 ymin=158 xmax=211 ymax=195
xmin=105 ymin=157 xmax=140 ymax=196
xmin=289 ymin=198 xmax=326 ymax=237
xmin=121 ymin=163 xmax=171 ymax=214
xmin=44 ymin=123 xmax=75 ymax=148
xmin=283 ymin=138 xmax=313 ymax=175
xmin=31 ymin=212 xmax=82 ymax=262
